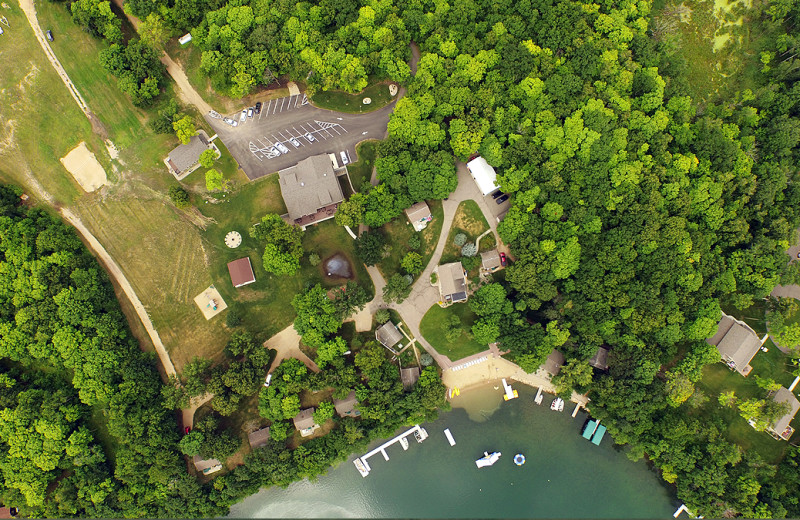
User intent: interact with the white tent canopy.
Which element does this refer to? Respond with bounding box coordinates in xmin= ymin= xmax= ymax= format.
xmin=466 ymin=157 xmax=499 ymax=195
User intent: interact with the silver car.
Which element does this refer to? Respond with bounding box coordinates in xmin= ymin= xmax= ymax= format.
xmin=290 ymin=137 xmax=301 ymax=148
xmin=275 ymin=142 xmax=290 ymax=154
xmin=305 ymin=132 xmax=316 ymax=142
xmin=340 ymin=150 xmax=349 ymax=165
xmin=223 ymin=117 xmax=238 ymax=127
xmin=239 ymin=110 xmax=247 ymax=123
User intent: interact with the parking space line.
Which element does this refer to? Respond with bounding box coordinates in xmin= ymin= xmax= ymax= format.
xmin=329 ymin=126 xmax=342 ymax=135
xmin=272 ymin=101 xmax=278 ymax=115
xmin=281 ymin=97 xmax=287 ymax=111
xmin=276 ymin=131 xmax=289 ymax=141
xmin=265 ymin=100 xmax=272 ymax=117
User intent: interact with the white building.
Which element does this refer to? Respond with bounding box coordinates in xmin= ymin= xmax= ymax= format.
xmin=466 ymin=156 xmax=499 ymax=196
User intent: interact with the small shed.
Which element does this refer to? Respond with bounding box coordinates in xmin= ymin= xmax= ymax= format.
xmin=293 ymin=408 xmax=320 ymax=437
xmin=405 ymin=201 xmax=433 ymax=231
xmin=376 ymin=321 xmax=403 ymax=349
xmin=588 ymin=347 xmax=610 ymax=371
xmin=192 ymin=455 xmax=223 ymax=475
xmin=540 ymin=349 xmax=565 ymax=377
xmin=767 ymin=387 xmax=800 ymax=441
xmin=466 ymin=156 xmax=499 ymax=196
xmin=333 ymin=390 xmax=360 ymax=418
xmin=480 ymin=249 xmax=502 ymax=271
xmin=227 ymin=257 xmax=256 ymax=288
xmin=247 ymin=426 xmax=271 ymax=449
xmin=400 ymin=366 xmax=420 ymax=391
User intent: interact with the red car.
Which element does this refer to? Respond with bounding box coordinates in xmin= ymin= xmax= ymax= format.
xmin=500 ymin=252 xmax=507 ymax=266
xmin=184 ymin=426 xmax=191 ymax=435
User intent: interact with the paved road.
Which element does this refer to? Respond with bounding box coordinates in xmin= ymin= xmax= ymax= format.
xmin=208 ymin=94 xmax=399 ymax=180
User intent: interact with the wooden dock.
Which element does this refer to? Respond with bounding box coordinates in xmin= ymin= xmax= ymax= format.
xmin=353 ymin=424 xmax=429 ymax=477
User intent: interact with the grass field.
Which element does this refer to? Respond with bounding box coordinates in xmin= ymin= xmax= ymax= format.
xmin=419 ymin=303 xmax=486 ymax=362
xmin=377 ymin=200 xmax=444 ymax=279
xmin=440 ymin=200 xmax=493 ymax=264
xmin=310 ymin=81 xmax=397 ymax=114
xmin=0 ymin=2 xmax=93 ymax=204
xmin=347 ymin=140 xmax=379 ymax=192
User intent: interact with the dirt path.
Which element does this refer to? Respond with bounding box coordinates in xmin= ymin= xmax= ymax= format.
xmin=109 ymin=0 xmax=214 ymax=117
xmin=182 ymin=392 xmax=213 ymax=429
xmin=18 ymin=0 xmax=92 ymax=117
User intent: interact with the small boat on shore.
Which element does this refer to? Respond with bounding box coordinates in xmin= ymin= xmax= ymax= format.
xmin=475 ymin=451 xmax=501 ymax=468
xmin=551 ymin=397 xmax=564 ymax=412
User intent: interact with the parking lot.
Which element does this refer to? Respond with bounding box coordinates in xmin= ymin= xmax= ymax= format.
xmin=207 ymin=93 xmax=398 ymax=180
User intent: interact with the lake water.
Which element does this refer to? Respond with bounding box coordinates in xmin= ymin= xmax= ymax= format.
xmin=229 ymin=384 xmax=677 ymax=518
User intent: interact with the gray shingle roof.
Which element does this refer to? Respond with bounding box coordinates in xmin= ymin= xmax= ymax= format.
xmin=439 ymin=262 xmax=467 ymax=302
xmin=541 ymin=349 xmax=565 ymax=376
xmin=279 ymin=155 xmax=344 ymax=220
xmin=400 ymin=367 xmax=420 ymax=390
xmin=588 ymin=347 xmax=610 ymax=370
xmin=192 ymin=455 xmax=222 ymax=472
xmin=376 ymin=321 xmax=403 ymax=348
xmin=247 ymin=427 xmax=271 ymax=449
xmin=168 ymin=132 xmax=209 ymax=174
xmin=293 ymin=408 xmax=317 ymax=431
xmin=405 ymin=201 xmax=431 ymax=222
xmin=707 ymin=314 xmax=761 ymax=376
xmin=771 ymin=387 xmax=800 ymax=435
xmin=333 ymin=391 xmax=359 ymax=417
xmin=481 ymin=249 xmax=501 ymax=270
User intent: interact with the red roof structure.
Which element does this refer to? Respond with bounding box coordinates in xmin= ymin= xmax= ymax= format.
xmin=227 ymin=257 xmax=256 ymax=288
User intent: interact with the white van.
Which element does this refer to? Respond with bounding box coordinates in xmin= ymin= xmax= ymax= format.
xmin=340 ymin=150 xmax=349 ymax=165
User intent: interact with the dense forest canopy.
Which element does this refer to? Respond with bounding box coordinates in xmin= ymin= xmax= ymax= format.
xmin=39 ymin=0 xmax=800 ymax=514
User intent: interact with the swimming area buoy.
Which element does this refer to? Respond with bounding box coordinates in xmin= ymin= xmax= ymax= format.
xmin=514 ymin=453 xmax=525 ymax=466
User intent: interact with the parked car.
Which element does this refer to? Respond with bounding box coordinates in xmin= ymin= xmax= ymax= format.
xmin=496 ymin=194 xmax=510 ymax=204
xmin=46 ymin=30 xmax=54 ymax=42
xmin=275 ymin=142 xmax=290 ymax=154
xmin=223 ymin=117 xmax=238 ymax=127
xmin=340 ymin=150 xmax=349 ymax=165
xmin=305 ymin=132 xmax=316 ymax=142
xmin=184 ymin=426 xmax=191 ymax=434
xmin=254 ymin=101 xmax=262 ymax=114
xmin=263 ymin=374 xmax=272 ymax=387
xmin=239 ymin=109 xmax=247 ymax=123
xmin=289 ymin=137 xmax=301 ymax=148
xmin=500 ymin=252 xmax=507 ymax=266
xmin=491 ymin=189 xmax=503 ymax=199
xmin=267 ymin=146 xmax=280 ymax=156
xmin=247 ymin=107 xmax=254 ymax=118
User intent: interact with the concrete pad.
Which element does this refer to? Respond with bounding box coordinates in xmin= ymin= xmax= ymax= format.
xmin=193 ymin=284 xmax=227 ymax=320
xmin=60 ymin=142 xmax=107 ymax=192
xmin=287 ymin=81 xmax=301 ymax=96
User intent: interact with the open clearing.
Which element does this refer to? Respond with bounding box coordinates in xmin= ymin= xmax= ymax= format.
xmin=60 ymin=141 xmax=107 ymax=192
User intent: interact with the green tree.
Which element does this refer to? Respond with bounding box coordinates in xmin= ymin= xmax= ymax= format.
xmin=552 ymin=359 xmax=593 ymax=398
xmin=173 ymin=115 xmax=196 ymax=145
xmin=313 ymin=401 xmax=335 ymax=424
xmin=354 ymin=230 xmax=386 ymax=266
xmin=138 ymin=12 xmax=170 ymax=50
xmin=469 ymin=283 xmax=511 ymax=316
xmin=401 ymin=251 xmax=424 ymax=275
xmin=199 ymin=149 xmax=217 ymax=169
xmin=334 ymin=193 xmax=366 ymax=228
xmin=168 ymin=185 xmax=191 ymax=208
xmin=251 ymin=214 xmax=305 ymax=276
xmin=383 ymin=273 xmax=412 ymax=303
xmin=205 ymin=169 xmax=224 ymax=191
xmin=665 ymin=372 xmax=694 ymax=407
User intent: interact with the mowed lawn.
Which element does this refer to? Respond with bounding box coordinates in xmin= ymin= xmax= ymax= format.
xmin=347 ymin=140 xmax=378 ymax=192
xmin=310 ymin=81 xmax=396 ymax=114
xmin=377 ymin=200 xmax=444 ymax=280
xmin=0 ymin=1 xmax=89 ymax=204
xmin=440 ymin=200 xmax=495 ymax=264
xmin=420 ymin=303 xmax=486 ymax=362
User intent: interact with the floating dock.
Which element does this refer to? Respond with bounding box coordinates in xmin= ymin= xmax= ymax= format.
xmin=534 ymin=387 xmax=543 ymax=405
xmin=353 ymin=424 xmax=429 ymax=477
xmin=502 ymin=378 xmax=518 ymax=400
xmin=581 ymin=419 xmax=606 ymax=445
xmin=591 ymin=424 xmax=607 ymax=445
xmin=444 ymin=428 xmax=456 ymax=446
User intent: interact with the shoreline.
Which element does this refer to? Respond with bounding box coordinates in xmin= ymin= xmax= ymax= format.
xmin=441 ymin=353 xmax=590 ymax=410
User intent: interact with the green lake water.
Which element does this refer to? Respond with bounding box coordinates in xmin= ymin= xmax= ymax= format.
xmin=228 ymin=384 xmax=677 ymax=518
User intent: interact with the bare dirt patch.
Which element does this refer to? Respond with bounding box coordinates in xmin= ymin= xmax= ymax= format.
xmin=194 ymin=284 xmax=228 ymax=320
xmin=60 ymin=141 xmax=107 ymax=192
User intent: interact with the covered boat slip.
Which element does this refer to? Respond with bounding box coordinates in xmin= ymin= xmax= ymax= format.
xmin=591 ymin=425 xmax=607 ymax=445
xmin=581 ymin=419 xmax=606 ymax=445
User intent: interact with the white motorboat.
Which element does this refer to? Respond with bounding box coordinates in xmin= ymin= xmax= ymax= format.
xmin=475 ymin=451 xmax=501 ymax=468
xmin=551 ymin=397 xmax=565 ymax=412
